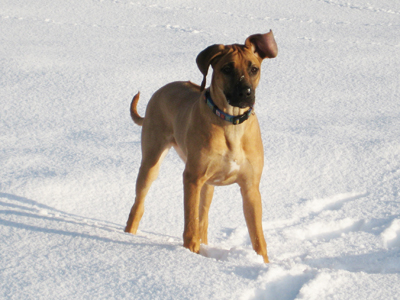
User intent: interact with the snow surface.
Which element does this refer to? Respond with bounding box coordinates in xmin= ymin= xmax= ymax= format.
xmin=1 ymin=0 xmax=400 ymax=299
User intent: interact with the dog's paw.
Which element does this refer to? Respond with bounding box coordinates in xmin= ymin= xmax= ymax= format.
xmin=262 ymin=254 xmax=270 ymax=263
xmin=124 ymin=224 xmax=138 ymax=234
xmin=183 ymin=237 xmax=201 ymax=254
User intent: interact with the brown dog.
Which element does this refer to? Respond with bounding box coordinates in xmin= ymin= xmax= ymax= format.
xmin=125 ymin=31 xmax=278 ymax=263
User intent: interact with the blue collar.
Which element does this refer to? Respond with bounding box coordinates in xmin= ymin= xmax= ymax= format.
xmin=204 ymin=92 xmax=253 ymax=125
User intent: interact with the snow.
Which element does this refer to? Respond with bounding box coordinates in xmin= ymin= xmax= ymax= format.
xmin=1 ymin=0 xmax=400 ymax=299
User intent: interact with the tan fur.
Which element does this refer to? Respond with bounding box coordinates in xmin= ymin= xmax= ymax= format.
xmin=125 ymin=31 xmax=278 ymax=263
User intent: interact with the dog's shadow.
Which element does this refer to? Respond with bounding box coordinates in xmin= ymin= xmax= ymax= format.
xmin=0 ymin=192 xmax=267 ymax=265
xmin=0 ymin=192 xmax=178 ymax=250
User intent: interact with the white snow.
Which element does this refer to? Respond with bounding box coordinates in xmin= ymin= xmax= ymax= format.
xmin=1 ymin=0 xmax=400 ymax=299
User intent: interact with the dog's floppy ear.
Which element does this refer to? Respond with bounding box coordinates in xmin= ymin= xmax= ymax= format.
xmin=196 ymin=44 xmax=225 ymax=91
xmin=245 ymin=30 xmax=278 ymax=60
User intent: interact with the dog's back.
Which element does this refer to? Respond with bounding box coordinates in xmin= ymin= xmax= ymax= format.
xmin=130 ymin=81 xmax=202 ymax=127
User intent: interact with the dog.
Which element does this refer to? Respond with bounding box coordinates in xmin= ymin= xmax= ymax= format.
xmin=125 ymin=30 xmax=278 ymax=263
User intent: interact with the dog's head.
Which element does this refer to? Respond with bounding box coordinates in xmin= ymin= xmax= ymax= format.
xmin=197 ymin=31 xmax=278 ymax=109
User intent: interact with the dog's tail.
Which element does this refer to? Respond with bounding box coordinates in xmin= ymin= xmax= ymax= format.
xmin=130 ymin=92 xmax=144 ymax=126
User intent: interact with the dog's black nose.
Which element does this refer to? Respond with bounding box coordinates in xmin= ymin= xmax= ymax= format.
xmin=238 ymin=86 xmax=252 ymax=98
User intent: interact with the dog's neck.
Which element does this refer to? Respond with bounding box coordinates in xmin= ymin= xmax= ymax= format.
xmin=207 ymin=88 xmax=253 ymax=125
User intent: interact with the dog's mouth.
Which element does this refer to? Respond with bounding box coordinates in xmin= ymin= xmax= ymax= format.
xmin=230 ymin=101 xmax=252 ymax=108
xmin=226 ymin=94 xmax=255 ymax=108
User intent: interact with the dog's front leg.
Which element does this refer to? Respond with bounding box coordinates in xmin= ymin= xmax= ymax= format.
xmin=199 ymin=184 xmax=214 ymax=245
xmin=182 ymin=169 xmax=206 ymax=253
xmin=240 ymin=185 xmax=269 ymax=263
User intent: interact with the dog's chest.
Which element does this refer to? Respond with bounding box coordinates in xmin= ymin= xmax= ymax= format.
xmin=205 ymin=149 xmax=245 ymax=186
xmin=201 ymin=127 xmax=249 ymax=185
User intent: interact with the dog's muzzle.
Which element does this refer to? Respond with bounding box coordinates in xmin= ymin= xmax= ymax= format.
xmin=225 ymin=85 xmax=255 ymax=108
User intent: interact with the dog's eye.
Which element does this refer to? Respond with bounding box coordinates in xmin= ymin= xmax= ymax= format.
xmin=250 ymin=67 xmax=259 ymax=75
xmin=222 ymin=65 xmax=233 ymax=75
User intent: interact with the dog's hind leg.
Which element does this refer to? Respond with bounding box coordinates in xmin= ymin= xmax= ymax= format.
xmin=125 ymin=142 xmax=170 ymax=234
xmin=199 ymin=183 xmax=214 ymax=245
